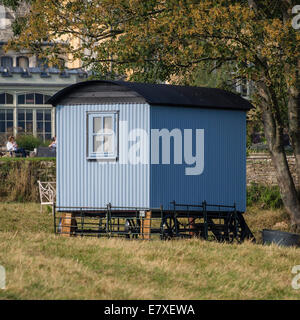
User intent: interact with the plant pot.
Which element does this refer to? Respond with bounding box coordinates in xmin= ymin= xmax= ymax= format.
xmin=262 ymin=229 xmax=300 ymax=247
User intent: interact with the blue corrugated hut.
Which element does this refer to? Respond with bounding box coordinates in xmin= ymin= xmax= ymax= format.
xmin=49 ymin=80 xmax=252 ymax=212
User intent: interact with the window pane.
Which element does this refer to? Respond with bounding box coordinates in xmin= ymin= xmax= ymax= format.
xmin=6 ymin=110 xmax=13 ymax=121
xmin=7 ymin=122 xmax=13 ymax=134
xmin=104 ymin=117 xmax=112 ymax=131
xmin=0 ymin=94 xmax=5 ymax=104
xmin=26 ymin=93 xmax=34 ymax=104
xmin=103 ymin=135 xmax=113 ymax=153
xmin=93 ymin=117 xmax=102 ymax=133
xmin=18 ymin=94 xmax=25 ymax=104
xmin=6 ymin=94 xmax=13 ymax=104
xmin=18 ymin=109 xmax=25 ymax=121
xmin=35 ymin=93 xmax=43 ymax=105
xmin=93 ymin=135 xmax=103 ymax=153
xmin=0 ymin=121 xmax=5 ymax=132
xmin=45 ymin=122 xmax=51 ymax=133
xmin=1 ymin=57 xmax=13 ymax=68
xmin=18 ymin=121 xmax=25 ymax=133
xmin=89 ymin=112 xmax=118 ymax=158
xmin=7 ymin=121 xmax=13 ymax=128
xmin=37 ymin=110 xmax=44 ymax=121
xmin=26 ymin=121 xmax=33 ymax=133
xmin=26 ymin=110 xmax=33 ymax=121
xmin=44 ymin=110 xmax=51 ymax=121
xmin=37 ymin=121 xmax=44 ymax=132
xmin=44 ymin=95 xmax=51 ymax=104
xmin=0 ymin=110 xmax=5 ymax=121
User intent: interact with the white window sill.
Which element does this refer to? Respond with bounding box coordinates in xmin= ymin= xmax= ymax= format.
xmin=87 ymin=156 xmax=118 ymax=162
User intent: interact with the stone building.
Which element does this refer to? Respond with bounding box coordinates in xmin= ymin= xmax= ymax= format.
xmin=0 ymin=5 xmax=87 ymax=144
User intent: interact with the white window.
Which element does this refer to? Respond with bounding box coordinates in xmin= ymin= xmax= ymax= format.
xmin=87 ymin=112 xmax=118 ymax=160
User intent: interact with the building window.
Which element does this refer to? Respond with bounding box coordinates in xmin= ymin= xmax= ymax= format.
xmin=17 ymin=56 xmax=29 ymax=69
xmin=37 ymin=57 xmax=49 ymax=69
xmin=87 ymin=112 xmax=118 ymax=160
xmin=0 ymin=109 xmax=13 ymax=144
xmin=15 ymin=93 xmax=53 ymax=142
xmin=241 ymin=79 xmax=249 ymax=97
xmin=1 ymin=56 xmax=13 ymax=68
xmin=235 ymin=78 xmax=250 ymax=98
xmin=17 ymin=93 xmax=51 ymax=105
xmin=37 ymin=109 xmax=52 ymax=141
xmin=17 ymin=109 xmax=33 ymax=134
xmin=0 ymin=93 xmax=13 ymax=104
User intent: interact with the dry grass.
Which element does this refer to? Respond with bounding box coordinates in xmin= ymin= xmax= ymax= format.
xmin=244 ymin=206 xmax=292 ymax=242
xmin=0 ymin=160 xmax=55 ymax=202
xmin=0 ymin=202 xmax=300 ymax=300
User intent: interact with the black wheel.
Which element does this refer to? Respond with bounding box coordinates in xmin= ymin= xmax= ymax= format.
xmin=124 ymin=219 xmax=139 ymax=239
xmin=160 ymin=214 xmax=178 ymax=240
xmin=224 ymin=212 xmax=255 ymax=243
xmin=225 ymin=213 xmax=243 ymax=243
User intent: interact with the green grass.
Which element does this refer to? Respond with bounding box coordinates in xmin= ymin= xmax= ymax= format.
xmin=0 ymin=203 xmax=300 ymax=300
xmin=247 ymin=183 xmax=283 ymax=209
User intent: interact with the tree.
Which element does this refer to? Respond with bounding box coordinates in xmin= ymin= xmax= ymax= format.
xmin=3 ymin=0 xmax=300 ymax=227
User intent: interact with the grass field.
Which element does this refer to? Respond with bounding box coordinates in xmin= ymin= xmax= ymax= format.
xmin=0 ymin=202 xmax=300 ymax=300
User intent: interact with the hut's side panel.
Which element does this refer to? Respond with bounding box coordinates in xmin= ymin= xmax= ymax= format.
xmin=150 ymin=106 xmax=246 ymax=212
xmin=56 ymin=103 xmax=150 ymax=209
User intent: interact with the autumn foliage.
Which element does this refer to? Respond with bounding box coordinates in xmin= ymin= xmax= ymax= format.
xmin=3 ymin=0 xmax=300 ymax=226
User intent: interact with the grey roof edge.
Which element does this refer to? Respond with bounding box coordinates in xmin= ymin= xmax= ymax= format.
xmin=0 ymin=66 xmax=88 ymax=75
xmin=48 ymin=80 xmax=254 ymax=111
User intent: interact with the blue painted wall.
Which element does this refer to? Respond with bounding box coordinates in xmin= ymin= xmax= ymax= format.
xmin=150 ymin=106 xmax=247 ymax=212
xmin=56 ymin=103 xmax=150 ymax=209
xmin=56 ymin=103 xmax=246 ymax=212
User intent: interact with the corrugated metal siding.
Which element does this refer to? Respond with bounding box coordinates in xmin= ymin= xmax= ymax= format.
xmin=56 ymin=103 xmax=150 ymax=208
xmin=150 ymin=106 xmax=246 ymax=212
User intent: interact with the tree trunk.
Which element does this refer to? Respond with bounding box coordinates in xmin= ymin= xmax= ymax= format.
xmin=262 ymin=96 xmax=300 ymax=226
xmin=257 ymin=80 xmax=300 ymax=226
xmin=282 ymin=0 xmax=300 ymax=193
xmin=269 ymin=147 xmax=300 ymax=226
xmin=287 ymin=84 xmax=300 ymax=192
xmin=285 ymin=55 xmax=300 ymax=193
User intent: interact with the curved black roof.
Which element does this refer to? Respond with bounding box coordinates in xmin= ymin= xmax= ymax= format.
xmin=48 ymin=80 xmax=253 ymax=111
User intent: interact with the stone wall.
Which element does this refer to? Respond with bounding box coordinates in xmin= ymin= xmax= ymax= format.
xmin=246 ymin=154 xmax=298 ymax=186
xmin=0 ymin=157 xmax=296 ymax=203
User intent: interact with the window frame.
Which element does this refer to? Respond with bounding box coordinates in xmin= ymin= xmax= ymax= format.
xmin=17 ymin=108 xmax=34 ymax=135
xmin=17 ymin=56 xmax=29 ymax=69
xmin=1 ymin=56 xmax=13 ymax=68
xmin=0 ymin=92 xmax=14 ymax=105
xmin=36 ymin=108 xmax=52 ymax=141
xmin=87 ymin=111 xmax=119 ymax=161
xmin=0 ymin=108 xmax=14 ymax=139
xmin=17 ymin=92 xmax=52 ymax=105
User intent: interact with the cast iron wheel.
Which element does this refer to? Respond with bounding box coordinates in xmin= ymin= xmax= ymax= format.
xmin=124 ymin=219 xmax=139 ymax=239
xmin=225 ymin=213 xmax=244 ymax=243
xmin=160 ymin=214 xmax=179 ymax=240
xmin=224 ymin=212 xmax=255 ymax=243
